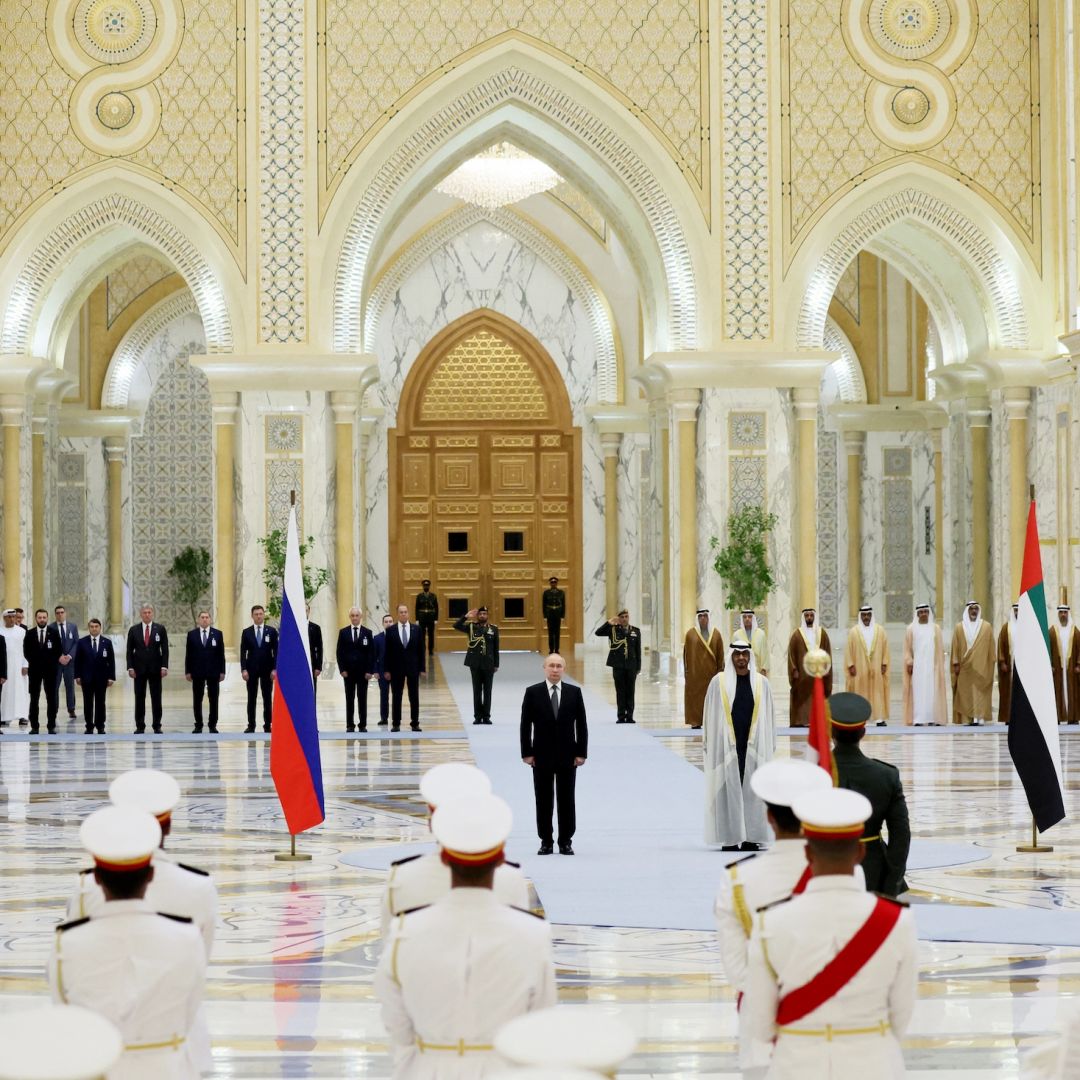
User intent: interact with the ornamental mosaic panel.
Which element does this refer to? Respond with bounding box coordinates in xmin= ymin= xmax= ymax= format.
xmin=320 ymin=0 xmax=708 ymax=204
xmin=419 ymin=330 xmax=549 ymax=423
xmin=816 ymin=410 xmax=839 ymax=631
xmin=264 ymin=415 xmax=303 ymax=454
xmin=883 ymin=457 xmax=914 ymax=621
xmin=55 ymin=457 xmax=88 ymax=620
xmin=728 ymin=412 xmax=767 ymax=450
xmin=720 ymin=0 xmax=770 ymax=340
xmin=258 ymin=0 xmax=306 ymax=343
xmin=266 ymin=459 xmax=303 ymax=535
xmin=883 ymin=446 xmax=912 ymax=476
xmin=130 ymin=350 xmax=214 ymax=632
xmin=783 ymin=0 xmax=1039 ymax=255
xmin=729 ymin=456 xmax=766 ymax=513
xmin=2 ymin=0 xmax=244 ymax=253
xmin=106 ymin=253 xmax=172 ymax=327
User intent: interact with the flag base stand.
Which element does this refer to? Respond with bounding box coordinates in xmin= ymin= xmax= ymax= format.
xmin=1016 ymin=818 xmax=1052 ymax=854
xmin=275 ymin=834 xmax=312 ymax=862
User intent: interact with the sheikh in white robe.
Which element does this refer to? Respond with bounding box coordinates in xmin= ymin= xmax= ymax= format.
xmin=703 ymin=670 xmax=775 ymax=846
xmin=0 ymin=625 xmax=28 ymax=723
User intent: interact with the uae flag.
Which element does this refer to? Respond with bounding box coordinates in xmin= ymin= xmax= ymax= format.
xmin=1007 ymin=499 xmax=1066 ymax=832
xmin=806 ymin=672 xmax=836 ymax=784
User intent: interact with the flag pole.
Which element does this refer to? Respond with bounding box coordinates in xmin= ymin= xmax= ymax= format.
xmin=1016 ymin=816 xmax=1053 ymax=853
xmin=274 ymin=489 xmax=314 ymax=863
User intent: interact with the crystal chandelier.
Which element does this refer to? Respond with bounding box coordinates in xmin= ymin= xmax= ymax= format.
xmin=435 ymin=143 xmax=561 ymax=210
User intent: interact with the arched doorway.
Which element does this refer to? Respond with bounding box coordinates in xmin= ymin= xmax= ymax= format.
xmin=390 ymin=309 xmax=581 ymax=650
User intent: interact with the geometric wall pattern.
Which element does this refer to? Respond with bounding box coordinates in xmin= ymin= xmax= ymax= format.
xmin=264 ymin=415 xmax=304 ymax=535
xmin=816 ymin=409 xmax=840 ymax=630
xmin=882 ymin=446 xmax=914 ymax=623
xmin=728 ymin=411 xmax=767 ymax=511
xmin=107 ymin=254 xmax=172 ymax=327
xmin=55 ymin=452 xmax=88 ymax=626
xmin=130 ymin=348 xmax=213 ymax=631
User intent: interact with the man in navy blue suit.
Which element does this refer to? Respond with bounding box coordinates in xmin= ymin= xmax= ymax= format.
xmin=50 ymin=605 xmax=79 ymax=720
xmin=73 ymin=619 xmax=116 ymax=734
xmin=336 ymin=606 xmax=374 ymax=732
xmin=240 ymin=604 xmax=278 ymax=733
xmin=185 ymin=609 xmax=226 ymax=733
xmin=372 ymin=613 xmax=394 ymax=726
xmin=383 ymin=604 xmax=425 ymax=732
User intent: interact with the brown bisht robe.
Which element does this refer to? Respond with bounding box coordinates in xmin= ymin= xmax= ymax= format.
xmin=950 ymin=619 xmax=995 ymax=723
xmin=683 ymin=626 xmax=724 ymax=727
xmin=1050 ymin=623 xmax=1080 ymax=725
xmin=787 ymin=626 xmax=832 ymax=728
xmin=997 ymin=621 xmax=1013 ymax=725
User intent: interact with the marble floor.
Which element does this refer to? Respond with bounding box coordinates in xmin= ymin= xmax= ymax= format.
xmin=0 ymin=650 xmax=1077 ymax=1078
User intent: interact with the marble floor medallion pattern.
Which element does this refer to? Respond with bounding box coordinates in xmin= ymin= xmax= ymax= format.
xmin=0 ymin=653 xmax=1077 ymax=1077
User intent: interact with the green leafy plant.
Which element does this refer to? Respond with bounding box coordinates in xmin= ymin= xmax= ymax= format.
xmin=257 ymin=529 xmax=330 ymax=618
xmin=167 ymin=545 xmax=212 ymax=625
xmin=709 ymin=505 xmax=779 ymax=611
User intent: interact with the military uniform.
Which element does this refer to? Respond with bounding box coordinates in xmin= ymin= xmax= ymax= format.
xmin=595 ymin=618 xmax=642 ymax=722
xmin=453 ymin=613 xmax=500 ymax=723
xmin=0 ymin=1003 xmax=123 ymax=1080
xmin=542 ymin=581 xmax=566 ymax=653
xmin=494 ymin=1008 xmax=639 ymax=1074
xmin=415 ymin=583 xmax=439 ymax=656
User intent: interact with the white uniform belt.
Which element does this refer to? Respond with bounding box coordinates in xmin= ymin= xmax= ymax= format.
xmin=125 ymin=1034 xmax=186 ymax=1052
xmin=777 ymin=1020 xmax=890 ymax=1040
xmin=415 ymin=1036 xmax=494 ymax=1055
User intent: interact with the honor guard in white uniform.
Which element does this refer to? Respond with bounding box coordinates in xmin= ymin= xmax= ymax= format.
xmin=380 ymin=763 xmax=530 ymax=941
xmin=374 ymin=793 xmax=557 ymax=1078
xmin=742 ymin=788 xmax=918 ymax=1080
xmin=68 ymin=769 xmax=219 ymax=955
xmin=494 ymin=1007 xmax=638 ymax=1075
xmin=49 ymin=805 xmax=208 ymax=1080
xmin=715 ymin=758 xmax=833 ymax=1072
xmin=0 ymin=1004 xmax=123 ymax=1080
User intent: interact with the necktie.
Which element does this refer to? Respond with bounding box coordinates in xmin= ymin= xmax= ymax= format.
xmin=93 ymin=638 xmax=98 ymax=654
xmin=202 ymin=630 xmax=208 ymax=647
xmin=352 ymin=627 xmax=357 ymax=643
xmin=257 ymin=626 xmax=262 ymax=647
xmin=39 ymin=628 xmax=44 ymax=646
xmin=401 ymin=624 xmax=408 ymax=646
xmin=550 ymin=684 xmax=559 ymax=716
xmin=144 ymin=625 xmax=150 ymax=647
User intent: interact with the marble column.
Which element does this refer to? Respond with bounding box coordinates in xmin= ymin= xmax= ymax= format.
xmin=31 ymin=413 xmax=46 ymax=604
xmin=600 ymin=432 xmax=620 ymax=613
xmin=793 ymin=389 xmax=818 ymax=608
xmin=331 ymin=392 xmax=358 ymax=621
xmin=968 ymin=402 xmax=991 ymax=606
xmin=843 ymin=431 xmax=865 ymax=616
xmin=213 ymin=393 xmax=239 ymax=650
xmin=930 ymin=428 xmax=944 ymax=609
xmin=358 ymin=418 xmax=374 ymax=614
xmin=105 ymin=438 xmax=125 ymax=633
xmin=669 ymin=390 xmax=701 ymax=643
xmin=1004 ymin=388 xmax=1030 ymax=599
xmin=0 ymin=399 xmax=22 ymax=606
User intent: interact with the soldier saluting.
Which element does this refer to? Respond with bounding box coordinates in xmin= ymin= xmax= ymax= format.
xmin=415 ymin=579 xmax=439 ymax=657
xmin=453 ymin=607 xmax=500 ymax=725
xmin=542 ymin=576 xmax=566 ymax=653
xmin=595 ymin=609 xmax=642 ymax=723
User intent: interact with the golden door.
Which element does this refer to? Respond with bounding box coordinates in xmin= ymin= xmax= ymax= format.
xmin=389 ymin=310 xmax=581 ymax=651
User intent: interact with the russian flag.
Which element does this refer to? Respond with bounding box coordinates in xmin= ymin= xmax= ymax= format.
xmin=270 ymin=506 xmax=325 ymax=835
xmin=1008 ymin=499 xmax=1066 ymax=832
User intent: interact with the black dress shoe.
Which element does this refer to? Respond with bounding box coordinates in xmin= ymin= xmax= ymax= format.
xmin=134 ymin=726 xmax=145 ymax=734
xmin=346 ymin=724 xmax=356 ymax=732
xmin=378 ymin=719 xmax=388 ymax=726
xmin=47 ymin=726 xmax=56 ymax=734
xmin=29 ymin=725 xmax=39 ymax=735
xmin=558 ymin=843 xmax=574 ymax=855
xmin=358 ymin=726 xmax=367 ymax=733
xmin=95 ymin=727 xmax=104 ymax=734
xmin=411 ymin=723 xmax=422 ymax=732
xmin=391 ymin=725 xmax=400 ymax=732
xmin=244 ymin=724 xmax=255 ymax=733
xmin=720 ymin=845 xmax=740 ymax=851
xmin=85 ymin=728 xmax=94 ymax=736
xmin=538 ymin=843 xmax=554 ymax=855
xmin=209 ymin=727 xmax=218 ymax=734
xmin=152 ymin=726 xmax=162 ymax=734
xmin=615 ymin=719 xmax=626 ymax=724
xmin=263 ymin=725 xmax=272 ymax=733
xmin=473 ymin=719 xmax=483 ymax=725
xmin=740 ymin=841 xmax=763 ymax=852
xmin=192 ymin=726 xmax=203 ymax=734
xmin=482 ymin=719 xmax=492 ymax=725
xmin=68 ymin=712 xmax=77 ymax=719
xmin=626 ymin=718 xmax=636 ymax=724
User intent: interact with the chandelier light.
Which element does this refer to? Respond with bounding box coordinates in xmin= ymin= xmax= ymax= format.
xmin=435 ymin=143 xmax=561 ymax=210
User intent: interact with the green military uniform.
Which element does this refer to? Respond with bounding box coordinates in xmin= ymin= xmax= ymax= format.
xmin=830 ymin=692 xmax=911 ymax=897
xmin=453 ymin=614 xmax=499 ymax=724
xmin=415 ymin=583 xmax=439 ymax=656
xmin=543 ymin=580 xmax=566 ymax=653
xmin=595 ymin=618 xmax=642 ymax=723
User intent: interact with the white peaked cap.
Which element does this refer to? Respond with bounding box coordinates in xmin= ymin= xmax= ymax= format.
xmin=109 ymin=768 xmax=181 ymax=819
xmin=487 ymin=1070 xmax=608 ymax=1080
xmin=0 ymin=1005 xmax=122 ymax=1079
xmin=431 ymin=794 xmax=512 ymax=863
xmin=750 ymin=759 xmax=832 ymax=808
xmin=419 ymin=762 xmax=491 ymax=807
xmin=79 ymin=805 xmax=161 ymax=870
xmin=495 ymin=1007 xmax=638 ymax=1071
xmin=792 ymin=788 xmax=873 ymax=841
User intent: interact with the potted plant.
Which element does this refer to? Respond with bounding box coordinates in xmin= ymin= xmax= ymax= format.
xmin=708 ymin=505 xmax=779 ymax=612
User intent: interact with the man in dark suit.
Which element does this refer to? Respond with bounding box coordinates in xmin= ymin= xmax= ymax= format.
xmin=372 ymin=613 xmax=394 ymax=726
xmin=125 ymin=603 xmax=169 ymax=734
xmin=51 ymin=605 xmax=79 ymax=719
xmin=415 ymin=580 xmax=439 ymax=657
xmin=73 ymin=619 xmax=116 ymax=734
xmin=336 ymin=606 xmax=375 ymax=732
xmin=307 ymin=605 xmax=323 ymax=701
xmin=453 ymin=607 xmax=499 ymax=724
xmin=542 ymin=577 xmax=566 ymax=653
xmin=240 ymin=604 xmax=278 ymax=733
xmin=383 ymin=603 xmax=425 ymax=732
xmin=596 ymin=609 xmax=643 ymax=723
xmin=24 ymin=608 xmax=61 ymax=734
xmin=520 ymin=652 xmax=588 ymax=855
xmin=185 ymin=609 xmax=226 ymax=733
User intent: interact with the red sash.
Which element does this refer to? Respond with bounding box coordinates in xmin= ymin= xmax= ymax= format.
xmin=775 ymin=898 xmax=902 ymax=1026
xmin=792 ymin=864 xmax=812 ymax=895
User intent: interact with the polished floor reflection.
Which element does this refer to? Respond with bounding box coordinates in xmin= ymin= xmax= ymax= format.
xmin=0 ymin=651 xmax=1076 ymax=1077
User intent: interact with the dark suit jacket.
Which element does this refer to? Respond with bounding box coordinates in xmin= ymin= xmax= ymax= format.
xmin=336 ymin=625 xmax=374 ymax=679
xmin=373 ymin=630 xmax=388 ymax=677
xmin=126 ymin=622 xmax=169 ymax=675
xmin=51 ymin=620 xmax=79 ymax=657
xmin=308 ymin=622 xmax=324 ymax=673
xmin=185 ymin=627 xmax=226 ymax=679
xmin=24 ymin=623 xmax=63 ymax=674
xmin=74 ymin=636 xmax=116 ymax=687
xmin=240 ymin=624 xmax=278 ymax=676
xmin=383 ymin=621 xmax=426 ymax=677
xmin=520 ymin=680 xmax=588 ymax=768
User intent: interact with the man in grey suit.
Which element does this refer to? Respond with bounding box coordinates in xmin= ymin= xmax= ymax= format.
xmin=51 ymin=605 xmax=79 ymax=720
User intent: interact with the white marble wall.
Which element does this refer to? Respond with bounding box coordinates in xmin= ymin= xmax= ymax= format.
xmin=53 ymin=436 xmax=109 ymax=625
xmin=643 ymin=402 xmax=667 ymax=664
xmin=367 ymin=221 xmax=606 ymax=639
xmin=616 ymin=432 xmax=646 ymax=633
xmin=945 ymin=407 xmax=973 ymax=620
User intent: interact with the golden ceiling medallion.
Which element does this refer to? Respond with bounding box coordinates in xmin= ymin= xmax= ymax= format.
xmin=891 ymin=85 xmax=931 ymax=125
xmin=95 ymin=89 xmax=135 ymax=129
xmin=74 ymin=0 xmax=157 ymax=64
xmin=870 ymin=0 xmax=951 ymax=60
